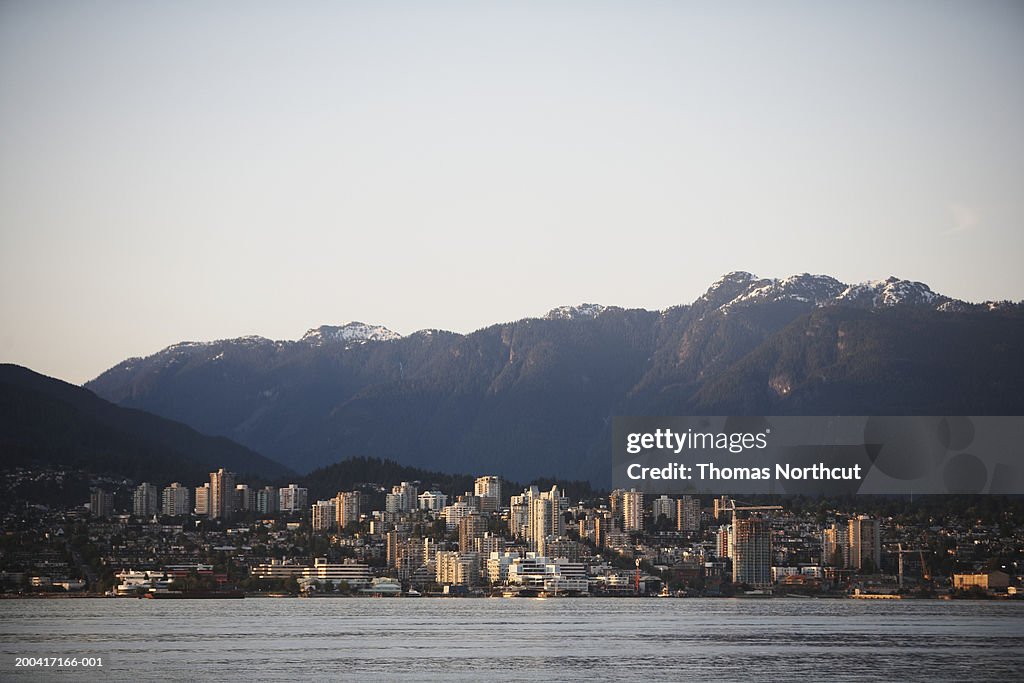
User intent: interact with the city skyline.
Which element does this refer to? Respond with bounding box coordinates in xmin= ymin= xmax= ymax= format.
xmin=2 ymin=1 xmax=1023 ymax=384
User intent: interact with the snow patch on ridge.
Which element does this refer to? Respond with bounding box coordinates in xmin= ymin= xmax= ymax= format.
xmin=301 ymin=322 xmax=402 ymax=346
xmin=544 ymin=303 xmax=609 ymax=321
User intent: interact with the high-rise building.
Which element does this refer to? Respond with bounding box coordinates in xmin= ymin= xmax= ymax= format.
xmin=441 ymin=500 xmax=476 ymax=531
xmin=459 ymin=514 xmax=488 ymax=552
xmin=257 ymin=486 xmax=278 ymax=514
xmin=822 ymin=522 xmax=850 ymax=567
xmin=622 ymin=489 xmax=644 ymax=532
xmin=386 ymin=532 xmax=425 ymax=580
xmin=418 ymin=490 xmax=447 ymax=512
xmin=235 ymin=484 xmax=255 ymax=513
xmin=133 ymin=483 xmax=158 ymax=517
xmin=474 ymin=476 xmax=502 ymax=514
xmin=335 ymin=491 xmax=361 ymax=529
xmin=732 ymin=517 xmax=771 ymax=589
xmin=194 ymin=483 xmax=210 ymax=516
xmin=717 ymin=524 xmax=733 ymax=559
xmin=527 ymin=486 xmax=568 ymax=554
xmin=90 ymin=489 xmax=113 ymax=518
xmin=609 ymin=489 xmax=625 ymax=518
xmin=435 ymin=551 xmax=478 ymax=586
xmin=509 ymin=486 xmax=538 ymax=540
xmin=161 ymin=482 xmax=191 ymax=517
xmin=279 ymin=484 xmax=309 ymax=513
xmin=475 ymin=533 xmax=504 ymax=557
xmin=456 ymin=494 xmax=481 ymax=512
xmin=312 ymin=499 xmax=336 ymax=531
xmin=578 ymin=510 xmax=611 ymax=548
xmin=396 ymin=481 xmax=418 ymax=512
xmin=677 ymin=496 xmax=701 ymax=533
xmin=713 ymin=495 xmax=732 ymax=522
xmin=593 ymin=513 xmax=609 ymax=548
xmin=848 ymin=515 xmax=881 ymax=572
xmin=652 ymin=495 xmax=675 ymax=522
xmin=209 ymin=469 xmax=236 ymax=519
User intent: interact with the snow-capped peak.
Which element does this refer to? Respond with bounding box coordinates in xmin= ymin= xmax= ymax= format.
xmin=301 ymin=322 xmax=402 ymax=345
xmin=724 ymin=273 xmax=846 ymax=310
xmin=835 ymin=276 xmax=943 ymax=307
xmin=700 ymin=272 xmax=960 ymax=314
xmin=544 ymin=303 xmax=609 ymax=321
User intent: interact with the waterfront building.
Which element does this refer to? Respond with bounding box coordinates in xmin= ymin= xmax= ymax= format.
xmin=302 ymin=558 xmax=371 ymax=589
xmin=952 ymin=571 xmax=1009 ymax=591
xmin=132 ymin=483 xmax=158 ymax=517
xmin=505 ymin=553 xmax=589 ymax=594
xmin=732 ymin=517 xmax=772 ymax=589
xmin=160 ymin=482 xmax=191 ymax=517
xmin=250 ymin=559 xmax=306 ymax=581
xmin=848 ymin=515 xmax=881 ymax=572
xmin=677 ymin=495 xmax=701 ymax=533
xmin=821 ymin=522 xmax=850 ymax=567
xmin=436 ymin=551 xmax=478 ymax=586
xmin=485 ymin=551 xmax=520 ymax=584
xmin=252 ymin=559 xmax=372 ymax=590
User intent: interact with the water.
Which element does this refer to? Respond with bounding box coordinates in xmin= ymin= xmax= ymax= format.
xmin=2 ymin=598 xmax=1022 ymax=681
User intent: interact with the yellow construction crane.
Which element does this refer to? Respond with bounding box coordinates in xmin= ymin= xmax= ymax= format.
xmin=896 ymin=543 xmax=931 ymax=586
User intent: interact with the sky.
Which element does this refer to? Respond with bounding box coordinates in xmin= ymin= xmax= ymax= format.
xmin=1 ymin=1 xmax=1022 ymax=385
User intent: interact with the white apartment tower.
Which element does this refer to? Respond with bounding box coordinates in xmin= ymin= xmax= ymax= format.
xmin=161 ymin=482 xmax=191 ymax=517
xmin=312 ymin=499 xmax=336 ymax=532
xmin=474 ymin=476 xmax=502 ymax=514
xmin=622 ymin=489 xmax=644 ymax=532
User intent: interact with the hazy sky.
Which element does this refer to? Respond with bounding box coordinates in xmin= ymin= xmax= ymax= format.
xmin=2 ymin=1 xmax=1022 ymax=385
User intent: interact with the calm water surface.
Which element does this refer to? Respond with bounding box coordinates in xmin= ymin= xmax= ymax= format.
xmin=1 ymin=598 xmax=1022 ymax=681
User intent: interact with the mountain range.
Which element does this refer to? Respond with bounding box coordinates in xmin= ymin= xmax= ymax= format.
xmin=0 ymin=363 xmax=293 ymax=482
xmin=84 ymin=272 xmax=1024 ymax=485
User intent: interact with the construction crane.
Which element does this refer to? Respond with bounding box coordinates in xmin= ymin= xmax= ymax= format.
xmin=896 ymin=543 xmax=932 ymax=586
xmin=725 ymin=500 xmax=784 ymax=524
